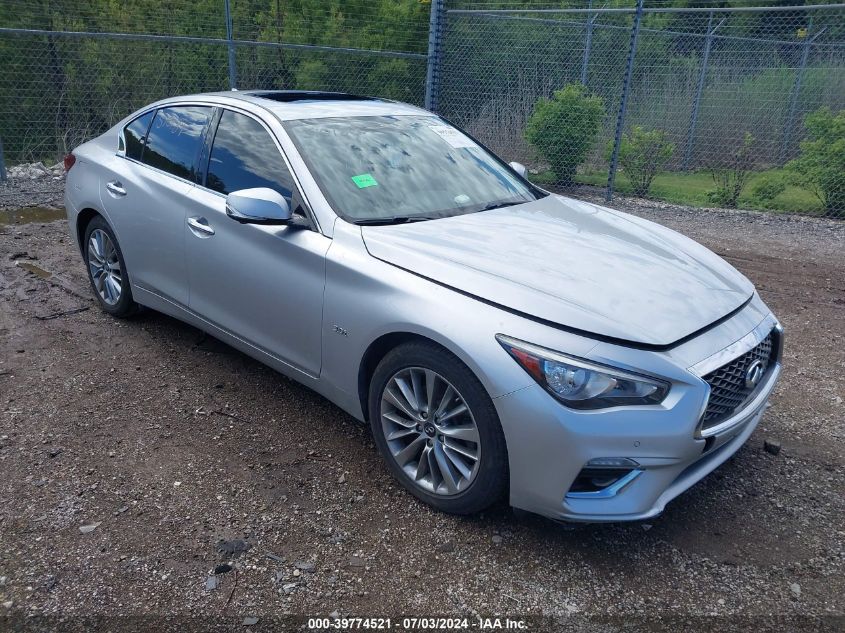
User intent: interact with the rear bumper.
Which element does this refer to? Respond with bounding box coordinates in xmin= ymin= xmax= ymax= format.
xmin=495 ymin=343 xmax=781 ymax=523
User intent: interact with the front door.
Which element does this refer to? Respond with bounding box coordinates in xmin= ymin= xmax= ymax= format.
xmin=185 ymin=109 xmax=329 ymax=377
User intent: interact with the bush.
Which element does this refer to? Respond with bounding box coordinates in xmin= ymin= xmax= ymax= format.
xmin=608 ymin=126 xmax=675 ymax=197
xmin=524 ymin=84 xmax=604 ymax=186
xmin=786 ymin=107 xmax=845 ymax=218
xmin=749 ymin=175 xmax=787 ymax=207
xmin=707 ymin=132 xmax=755 ymax=208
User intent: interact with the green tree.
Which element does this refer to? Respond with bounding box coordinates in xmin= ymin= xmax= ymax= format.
xmin=786 ymin=107 xmax=845 ymax=218
xmin=524 ymin=84 xmax=605 ymax=186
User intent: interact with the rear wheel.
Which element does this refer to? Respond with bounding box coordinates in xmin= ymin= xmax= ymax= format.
xmin=369 ymin=342 xmax=508 ymax=514
xmin=83 ymin=216 xmax=138 ymax=317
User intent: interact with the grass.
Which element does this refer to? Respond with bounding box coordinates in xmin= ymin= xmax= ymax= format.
xmin=532 ymin=168 xmax=824 ymax=215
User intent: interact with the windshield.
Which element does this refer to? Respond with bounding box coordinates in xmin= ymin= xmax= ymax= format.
xmin=283 ymin=115 xmax=543 ymax=222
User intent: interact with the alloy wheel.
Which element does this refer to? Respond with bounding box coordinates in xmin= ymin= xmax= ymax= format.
xmin=379 ymin=367 xmax=481 ymax=496
xmin=87 ymin=228 xmax=122 ymax=305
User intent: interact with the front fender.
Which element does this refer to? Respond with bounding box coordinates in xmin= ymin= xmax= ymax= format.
xmin=318 ymin=221 xmax=599 ymax=419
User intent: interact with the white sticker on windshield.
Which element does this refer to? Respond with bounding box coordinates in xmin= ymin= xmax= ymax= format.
xmin=428 ymin=125 xmax=476 ymax=149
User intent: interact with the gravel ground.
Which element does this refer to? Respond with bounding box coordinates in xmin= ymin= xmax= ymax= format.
xmin=0 ymin=169 xmax=65 ymax=211
xmin=1 ymin=178 xmax=843 ymax=631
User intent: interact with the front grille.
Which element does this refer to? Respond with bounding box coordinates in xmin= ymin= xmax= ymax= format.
xmin=700 ymin=329 xmax=777 ymax=430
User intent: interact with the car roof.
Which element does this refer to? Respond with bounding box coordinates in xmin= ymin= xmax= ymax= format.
xmin=159 ymin=90 xmax=429 ymax=121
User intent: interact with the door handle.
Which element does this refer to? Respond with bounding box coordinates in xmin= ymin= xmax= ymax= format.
xmin=187 ymin=216 xmax=215 ymax=236
xmin=106 ymin=180 xmax=127 ymax=197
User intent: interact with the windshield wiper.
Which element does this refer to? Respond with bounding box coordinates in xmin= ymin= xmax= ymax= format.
xmin=354 ymin=216 xmax=436 ymax=226
xmin=482 ymin=201 xmax=519 ymax=212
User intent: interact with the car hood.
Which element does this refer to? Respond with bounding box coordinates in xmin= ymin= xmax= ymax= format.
xmin=360 ymin=195 xmax=754 ymax=348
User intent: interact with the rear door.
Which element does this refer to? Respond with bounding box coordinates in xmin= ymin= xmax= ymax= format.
xmin=99 ymin=104 xmax=213 ymax=307
xmin=184 ymin=108 xmax=330 ymax=376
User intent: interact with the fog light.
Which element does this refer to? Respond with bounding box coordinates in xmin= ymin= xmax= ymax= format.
xmin=566 ymin=458 xmax=644 ymax=499
xmin=585 ymin=457 xmax=640 ymax=469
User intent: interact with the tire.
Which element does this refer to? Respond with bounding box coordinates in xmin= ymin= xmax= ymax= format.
xmin=83 ymin=215 xmax=139 ymax=318
xmin=368 ymin=341 xmax=508 ymax=514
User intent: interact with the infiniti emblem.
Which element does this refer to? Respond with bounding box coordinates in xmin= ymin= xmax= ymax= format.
xmin=745 ymin=359 xmax=765 ymax=389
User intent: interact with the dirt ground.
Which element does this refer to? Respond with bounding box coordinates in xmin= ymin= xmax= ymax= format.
xmin=1 ymin=192 xmax=843 ymax=631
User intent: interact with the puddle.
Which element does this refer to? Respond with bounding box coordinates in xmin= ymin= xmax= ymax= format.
xmin=0 ymin=206 xmax=66 ymax=226
xmin=16 ymin=261 xmax=53 ymax=279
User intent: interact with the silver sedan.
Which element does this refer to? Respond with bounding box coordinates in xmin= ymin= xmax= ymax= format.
xmin=64 ymin=91 xmax=782 ymax=522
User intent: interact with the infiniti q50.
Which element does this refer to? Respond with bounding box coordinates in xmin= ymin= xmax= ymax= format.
xmin=63 ymin=91 xmax=782 ymax=522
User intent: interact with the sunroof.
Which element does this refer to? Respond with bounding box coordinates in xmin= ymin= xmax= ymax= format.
xmin=246 ymin=90 xmax=378 ymax=103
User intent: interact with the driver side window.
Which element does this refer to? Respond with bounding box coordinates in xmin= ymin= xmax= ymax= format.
xmin=205 ymin=111 xmax=295 ymax=205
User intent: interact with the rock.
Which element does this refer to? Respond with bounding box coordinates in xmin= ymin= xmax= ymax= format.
xmin=295 ymin=561 xmax=316 ymax=573
xmin=435 ymin=541 xmax=455 ymax=554
xmin=282 ymin=582 xmax=297 ymax=594
xmin=338 ymin=472 xmax=346 ymax=484
xmin=790 ymin=583 xmax=801 ymax=599
xmin=641 ymin=523 xmax=653 ymax=532
xmin=243 ymin=616 xmax=259 ymax=626
xmin=764 ymin=439 xmax=782 ymax=455
xmin=205 ymin=576 xmax=219 ymax=591
xmin=214 ymin=563 xmax=232 ymax=575
xmin=329 ymin=611 xmax=341 ymax=619
xmin=348 ymin=556 xmax=365 ymax=568
xmin=48 ymin=448 xmax=62 ymax=458
xmin=491 ymin=535 xmax=503 ymax=544
xmin=2 ymin=601 xmax=12 ymax=609
xmin=293 ymin=569 xmax=301 ymax=577
xmin=217 ymin=539 xmax=251 ymax=559
xmin=79 ymin=522 xmax=101 ymax=534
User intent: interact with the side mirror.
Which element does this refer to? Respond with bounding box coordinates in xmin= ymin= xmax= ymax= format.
xmin=225 ymin=187 xmax=292 ymax=225
xmin=509 ymin=162 xmax=528 ymax=178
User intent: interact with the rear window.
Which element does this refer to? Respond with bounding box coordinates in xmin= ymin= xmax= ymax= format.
xmin=142 ymin=106 xmax=213 ymax=181
xmin=123 ymin=110 xmax=154 ymax=161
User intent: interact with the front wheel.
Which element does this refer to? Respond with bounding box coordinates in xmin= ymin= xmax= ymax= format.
xmin=368 ymin=342 xmax=508 ymax=514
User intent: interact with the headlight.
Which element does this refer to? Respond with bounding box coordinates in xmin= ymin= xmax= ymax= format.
xmin=496 ymin=335 xmax=669 ymax=410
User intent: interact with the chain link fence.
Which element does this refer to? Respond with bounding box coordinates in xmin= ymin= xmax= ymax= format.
xmin=437 ymin=1 xmax=845 ymax=217
xmin=0 ymin=0 xmax=428 ymax=169
xmin=1 ymin=1 xmax=844 ymax=216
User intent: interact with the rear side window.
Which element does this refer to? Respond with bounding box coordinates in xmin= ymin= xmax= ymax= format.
xmin=205 ymin=110 xmax=294 ymax=201
xmin=143 ymin=106 xmax=212 ymax=181
xmin=123 ymin=110 xmax=154 ymax=161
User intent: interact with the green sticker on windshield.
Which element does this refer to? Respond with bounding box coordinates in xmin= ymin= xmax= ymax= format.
xmin=351 ymin=173 xmax=378 ymax=188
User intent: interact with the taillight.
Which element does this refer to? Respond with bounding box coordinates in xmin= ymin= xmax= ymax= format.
xmin=63 ymin=153 xmax=76 ymax=172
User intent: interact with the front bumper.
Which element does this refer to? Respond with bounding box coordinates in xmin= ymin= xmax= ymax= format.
xmin=494 ymin=322 xmax=781 ymax=523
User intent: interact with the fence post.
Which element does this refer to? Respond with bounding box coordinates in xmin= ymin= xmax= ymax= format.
xmin=224 ymin=0 xmax=237 ymax=90
xmin=683 ymin=11 xmax=717 ymax=171
xmin=606 ymin=0 xmax=644 ymax=202
xmin=581 ymin=0 xmax=595 ymax=86
xmin=780 ymin=16 xmax=815 ymax=160
xmin=0 ymin=137 xmax=6 ymax=183
xmin=425 ymin=0 xmax=445 ymax=112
